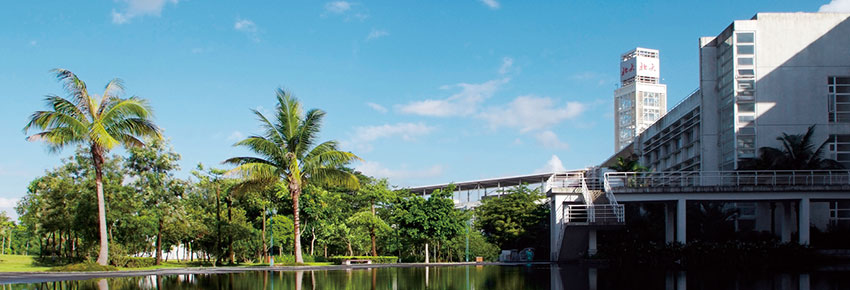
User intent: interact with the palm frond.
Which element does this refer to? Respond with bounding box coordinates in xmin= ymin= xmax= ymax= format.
xmin=104 ymin=117 xmax=161 ymax=141
xmin=251 ymin=109 xmax=286 ymax=147
xmin=232 ymin=136 xmax=284 ymax=164
xmin=295 ymin=108 xmax=325 ymax=160
xmin=50 ymin=68 xmax=93 ymax=116
xmin=226 ymin=162 xmax=280 ymax=183
xmin=307 ymin=168 xmax=360 ymax=190
xmin=23 ymin=111 xmax=88 ymax=136
xmin=100 ymin=97 xmax=154 ymax=125
xmin=26 ymin=128 xmax=85 ymax=153
xmin=98 ymin=78 xmax=126 ymax=116
xmin=275 ymin=88 xmax=302 ymax=146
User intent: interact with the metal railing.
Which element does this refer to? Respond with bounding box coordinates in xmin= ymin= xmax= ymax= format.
xmin=545 ymin=172 xmax=585 ymax=193
xmin=604 ymin=170 xmax=850 ymax=190
xmin=563 ymin=204 xmax=625 ymax=224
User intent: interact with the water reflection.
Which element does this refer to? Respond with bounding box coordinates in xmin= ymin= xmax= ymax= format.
xmin=5 ymin=264 xmax=850 ymax=289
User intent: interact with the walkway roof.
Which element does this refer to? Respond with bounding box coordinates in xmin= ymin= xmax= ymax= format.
xmin=403 ymin=170 xmax=584 ymax=195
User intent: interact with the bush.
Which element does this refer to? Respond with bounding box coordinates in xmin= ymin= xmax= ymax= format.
xmin=274 ymin=254 xmax=328 ymax=264
xmin=328 ymin=256 xmax=398 ymax=264
xmin=110 ymin=256 xmax=156 ymax=268
xmin=48 ymin=262 xmax=119 ymax=272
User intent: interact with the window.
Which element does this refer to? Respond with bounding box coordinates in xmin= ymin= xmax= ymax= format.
xmin=737 ymin=33 xmax=754 ymax=43
xmin=829 ymin=201 xmax=850 ymax=229
xmin=737 ymin=45 xmax=754 ymax=55
xmin=829 ymin=76 xmax=850 ymax=123
xmin=738 ymin=103 xmax=755 ymax=113
xmin=738 ymin=69 xmax=755 ymax=78
xmin=738 ymin=115 xmax=754 ymax=123
xmin=828 ymin=134 xmax=850 ymax=168
xmin=738 ymin=58 xmax=754 ymax=65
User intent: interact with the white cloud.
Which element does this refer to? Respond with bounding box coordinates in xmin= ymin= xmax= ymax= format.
xmin=534 ymin=131 xmax=570 ymax=149
xmin=499 ymin=57 xmax=514 ymax=74
xmin=226 ymin=131 xmax=245 ymax=142
xmin=479 ymin=0 xmax=500 ymax=9
xmin=0 ymin=197 xmax=19 ymax=208
xmin=325 ymin=1 xmax=352 ymax=13
xmin=535 ymin=155 xmax=567 ymax=173
xmin=397 ymin=78 xmax=509 ymax=117
xmin=819 ymin=0 xmax=850 ymax=12
xmin=111 ymin=0 xmax=178 ymax=24
xmin=350 ymin=122 xmax=434 ymax=144
xmin=234 ymin=19 xmax=260 ymax=41
xmin=355 ymin=161 xmax=443 ymax=181
xmin=366 ymin=29 xmax=389 ymax=41
xmin=366 ymin=102 xmax=388 ymax=113
xmin=479 ymin=95 xmax=586 ymax=132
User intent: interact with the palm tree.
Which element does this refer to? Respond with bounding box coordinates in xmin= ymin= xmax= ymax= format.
xmin=739 ymin=125 xmax=844 ymax=170
xmin=24 ymin=69 xmax=161 ymax=265
xmin=611 ymin=155 xmax=648 ymax=172
xmin=225 ymin=89 xmax=360 ymax=263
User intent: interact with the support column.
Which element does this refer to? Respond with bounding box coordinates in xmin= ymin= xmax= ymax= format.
xmin=676 ymin=199 xmax=687 ymax=244
xmin=588 ymin=229 xmax=597 ymax=256
xmin=780 ymin=202 xmax=792 ymax=243
xmin=799 ymin=198 xmax=810 ymax=245
xmin=664 ymin=202 xmax=675 ymax=244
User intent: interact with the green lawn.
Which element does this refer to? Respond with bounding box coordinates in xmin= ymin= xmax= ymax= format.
xmin=0 ymin=255 xmax=333 ymax=272
xmin=0 ymin=255 xmax=51 ymax=272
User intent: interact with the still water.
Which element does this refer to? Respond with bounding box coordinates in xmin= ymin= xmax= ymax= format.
xmin=5 ymin=264 xmax=850 ymax=289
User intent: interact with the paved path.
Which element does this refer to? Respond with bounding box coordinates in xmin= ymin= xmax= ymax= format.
xmin=0 ymin=262 xmax=553 ymax=284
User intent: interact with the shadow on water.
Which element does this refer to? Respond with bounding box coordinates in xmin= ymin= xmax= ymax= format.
xmin=5 ymin=264 xmax=850 ymax=289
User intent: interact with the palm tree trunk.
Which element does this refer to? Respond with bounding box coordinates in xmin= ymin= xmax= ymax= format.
xmin=291 ymin=183 xmax=304 ymax=263
xmin=92 ymin=145 xmax=109 ymax=266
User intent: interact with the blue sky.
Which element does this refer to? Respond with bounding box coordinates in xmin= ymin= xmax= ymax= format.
xmin=1 ymin=0 xmax=847 ymax=216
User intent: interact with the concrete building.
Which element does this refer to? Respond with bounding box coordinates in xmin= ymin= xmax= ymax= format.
xmin=614 ymin=48 xmax=668 ymax=152
xmin=407 ymin=12 xmax=850 ymax=262
xmin=606 ymin=12 xmax=850 ymax=233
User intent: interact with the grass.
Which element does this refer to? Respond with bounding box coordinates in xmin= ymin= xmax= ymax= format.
xmin=0 ymin=255 xmax=51 ymax=272
xmin=0 ymin=255 xmax=334 ymax=272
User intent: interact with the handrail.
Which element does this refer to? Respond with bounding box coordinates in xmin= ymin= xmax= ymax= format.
xmin=604 ymin=170 xmax=850 ymax=190
xmin=563 ymin=204 xmax=625 ymax=224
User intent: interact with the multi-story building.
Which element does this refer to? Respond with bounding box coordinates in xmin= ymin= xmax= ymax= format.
xmin=607 ymin=12 xmax=850 ymax=231
xmin=614 ymin=47 xmax=668 ymax=152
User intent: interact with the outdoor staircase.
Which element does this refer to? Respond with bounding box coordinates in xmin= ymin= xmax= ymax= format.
xmin=550 ymin=169 xmax=626 ymax=261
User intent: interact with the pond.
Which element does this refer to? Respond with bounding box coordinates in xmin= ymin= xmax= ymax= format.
xmin=4 ymin=264 xmax=850 ymax=289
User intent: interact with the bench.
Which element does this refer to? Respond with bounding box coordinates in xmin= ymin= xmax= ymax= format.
xmin=343 ymin=259 xmax=372 ymax=265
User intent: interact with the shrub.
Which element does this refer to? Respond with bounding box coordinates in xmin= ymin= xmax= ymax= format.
xmin=48 ymin=262 xmax=119 ymax=272
xmin=328 ymin=256 xmax=398 ymax=264
xmin=110 ymin=256 xmax=156 ymax=268
xmin=274 ymin=254 xmax=328 ymax=264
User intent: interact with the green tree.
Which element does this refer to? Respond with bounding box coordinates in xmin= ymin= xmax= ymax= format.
xmin=611 ymin=155 xmax=648 ymax=172
xmin=355 ymin=179 xmax=394 ymax=256
xmin=24 ymin=69 xmax=161 ymax=265
xmin=391 ymin=186 xmax=464 ymax=263
xmin=125 ymin=138 xmax=185 ymax=265
xmin=225 ymin=89 xmax=360 ymax=263
xmin=475 ymin=184 xmax=549 ymax=252
xmin=739 ymin=125 xmax=845 ymax=170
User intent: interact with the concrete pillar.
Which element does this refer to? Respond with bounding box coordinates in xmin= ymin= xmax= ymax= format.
xmin=588 ymin=229 xmax=597 ymax=256
xmin=780 ymin=202 xmax=792 ymax=243
xmin=664 ymin=202 xmax=675 ymax=244
xmin=754 ymin=201 xmax=772 ymax=232
xmin=799 ymin=273 xmax=810 ymax=290
xmin=550 ymin=194 xmax=566 ymax=260
xmin=588 ymin=268 xmax=598 ymax=290
xmin=800 ymin=198 xmax=811 ymax=245
xmin=676 ymin=271 xmax=687 ymax=290
xmin=677 ymin=199 xmax=687 ymax=244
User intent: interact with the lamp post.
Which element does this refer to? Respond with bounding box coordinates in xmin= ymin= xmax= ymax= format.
xmin=269 ymin=208 xmax=277 ymax=267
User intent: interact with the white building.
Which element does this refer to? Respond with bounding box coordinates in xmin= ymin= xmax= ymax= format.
xmin=607 ymin=12 xmax=850 ymax=232
xmin=614 ymin=47 xmax=668 ymax=152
